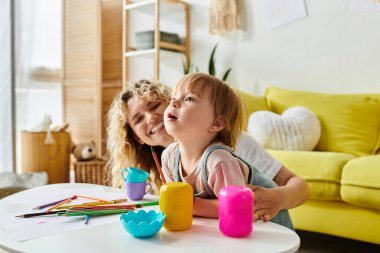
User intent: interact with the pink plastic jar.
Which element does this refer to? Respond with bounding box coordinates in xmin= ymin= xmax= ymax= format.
xmin=218 ymin=186 xmax=254 ymax=238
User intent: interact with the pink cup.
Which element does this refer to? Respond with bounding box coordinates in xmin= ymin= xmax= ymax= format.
xmin=218 ymin=186 xmax=254 ymax=238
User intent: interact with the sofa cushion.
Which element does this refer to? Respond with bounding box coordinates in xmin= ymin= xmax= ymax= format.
xmin=341 ymin=155 xmax=380 ymax=210
xmin=265 ymin=87 xmax=380 ymax=156
xmin=267 ymin=150 xmax=356 ymax=200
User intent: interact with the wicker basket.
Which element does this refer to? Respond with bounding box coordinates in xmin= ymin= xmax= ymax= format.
xmin=73 ymin=159 xmax=112 ymax=186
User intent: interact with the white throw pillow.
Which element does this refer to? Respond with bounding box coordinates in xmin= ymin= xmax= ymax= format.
xmin=248 ymin=106 xmax=321 ymax=151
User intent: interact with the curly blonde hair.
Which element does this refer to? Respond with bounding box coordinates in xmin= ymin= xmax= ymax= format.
xmin=106 ymin=79 xmax=171 ymax=193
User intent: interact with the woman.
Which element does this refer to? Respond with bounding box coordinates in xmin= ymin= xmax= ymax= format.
xmin=106 ymin=79 xmax=309 ymax=221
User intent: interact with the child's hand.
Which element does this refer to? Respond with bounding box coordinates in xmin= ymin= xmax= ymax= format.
xmin=245 ymin=184 xmax=287 ymax=222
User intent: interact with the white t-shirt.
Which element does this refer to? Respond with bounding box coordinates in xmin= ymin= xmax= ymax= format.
xmin=235 ymin=132 xmax=282 ymax=180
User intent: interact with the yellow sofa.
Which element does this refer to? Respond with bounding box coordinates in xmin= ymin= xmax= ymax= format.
xmin=239 ymin=87 xmax=380 ymax=245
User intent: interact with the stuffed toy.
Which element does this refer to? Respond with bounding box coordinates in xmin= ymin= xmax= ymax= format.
xmin=71 ymin=141 xmax=97 ymax=161
xmin=29 ymin=114 xmax=52 ymax=132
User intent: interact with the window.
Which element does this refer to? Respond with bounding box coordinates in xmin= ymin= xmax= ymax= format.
xmin=0 ymin=0 xmax=63 ymax=173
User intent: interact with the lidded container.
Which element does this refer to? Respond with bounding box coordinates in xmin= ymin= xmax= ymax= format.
xmin=159 ymin=182 xmax=193 ymax=231
xmin=218 ymin=186 xmax=254 ymax=238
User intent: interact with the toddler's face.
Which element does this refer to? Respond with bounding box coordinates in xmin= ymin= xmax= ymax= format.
xmin=164 ymin=86 xmax=215 ymax=142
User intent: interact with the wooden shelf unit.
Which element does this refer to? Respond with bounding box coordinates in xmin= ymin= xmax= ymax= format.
xmin=63 ymin=0 xmax=189 ymax=156
xmin=123 ymin=0 xmax=190 ymax=82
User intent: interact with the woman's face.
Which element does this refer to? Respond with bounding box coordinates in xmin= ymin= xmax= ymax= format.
xmin=126 ymin=96 xmax=174 ymax=148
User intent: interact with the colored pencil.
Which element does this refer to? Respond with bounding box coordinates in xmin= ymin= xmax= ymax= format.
xmin=72 ymin=194 xmax=109 ymax=202
xmin=69 ymin=207 xmax=134 ymax=212
xmin=71 ymin=205 xmax=135 ymax=210
xmin=84 ymin=215 xmax=90 ymax=225
xmin=65 ymin=201 xmax=158 ymax=212
xmin=15 ymin=210 xmax=67 ymax=218
xmin=137 ymin=201 xmax=159 ymax=207
xmin=71 ymin=201 xmax=159 ymax=209
xmin=55 ymin=198 xmax=128 ymax=210
xmin=151 ymin=146 xmax=166 ymax=184
xmin=45 ymin=197 xmax=73 ymax=213
xmin=83 ymin=201 xmax=158 ymax=209
xmin=59 ymin=209 xmax=131 ymax=217
xmin=32 ymin=196 xmax=77 ymax=210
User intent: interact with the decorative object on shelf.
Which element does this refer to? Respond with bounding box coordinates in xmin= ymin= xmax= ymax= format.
xmin=247 ymin=106 xmax=321 ymax=151
xmin=29 ymin=114 xmax=55 ymax=144
xmin=29 ymin=114 xmax=52 ymax=132
xmin=135 ymin=30 xmax=181 ymax=51
xmin=209 ymin=0 xmax=241 ymax=35
xmin=124 ymin=0 xmax=190 ymax=80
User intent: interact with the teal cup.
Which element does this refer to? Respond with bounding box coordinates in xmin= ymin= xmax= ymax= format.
xmin=121 ymin=167 xmax=149 ymax=183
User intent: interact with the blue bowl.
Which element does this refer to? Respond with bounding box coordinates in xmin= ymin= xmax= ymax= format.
xmin=120 ymin=210 xmax=165 ymax=238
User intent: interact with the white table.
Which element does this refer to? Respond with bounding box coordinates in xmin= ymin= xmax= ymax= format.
xmin=0 ymin=184 xmax=300 ymax=253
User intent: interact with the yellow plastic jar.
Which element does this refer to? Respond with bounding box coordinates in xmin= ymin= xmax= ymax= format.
xmin=159 ymin=182 xmax=193 ymax=231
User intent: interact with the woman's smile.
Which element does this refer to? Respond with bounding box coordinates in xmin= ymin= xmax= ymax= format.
xmin=150 ymin=121 xmax=165 ymax=135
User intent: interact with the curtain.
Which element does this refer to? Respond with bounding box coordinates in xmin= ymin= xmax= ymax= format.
xmin=0 ymin=0 xmax=13 ymax=172
xmin=14 ymin=0 xmax=63 ymax=172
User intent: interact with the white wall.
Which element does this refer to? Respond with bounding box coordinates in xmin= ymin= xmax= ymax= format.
xmin=188 ymin=0 xmax=380 ymax=95
xmin=127 ymin=0 xmax=380 ymax=94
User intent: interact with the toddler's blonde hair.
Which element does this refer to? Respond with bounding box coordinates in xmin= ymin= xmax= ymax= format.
xmin=175 ymin=72 xmax=247 ymax=148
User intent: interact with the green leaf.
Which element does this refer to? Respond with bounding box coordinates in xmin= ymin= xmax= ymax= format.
xmin=189 ymin=63 xmax=199 ymax=73
xmin=182 ymin=60 xmax=189 ymax=74
xmin=221 ymin=68 xmax=232 ymax=81
xmin=208 ymin=44 xmax=218 ymax=76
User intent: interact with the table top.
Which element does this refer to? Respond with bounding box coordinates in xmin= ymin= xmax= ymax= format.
xmin=0 ymin=184 xmax=300 ymax=253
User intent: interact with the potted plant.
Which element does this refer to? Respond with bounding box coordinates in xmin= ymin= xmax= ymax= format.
xmin=183 ymin=43 xmax=232 ymax=81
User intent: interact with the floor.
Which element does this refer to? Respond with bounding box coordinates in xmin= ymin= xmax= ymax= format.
xmin=297 ymin=230 xmax=380 ymax=253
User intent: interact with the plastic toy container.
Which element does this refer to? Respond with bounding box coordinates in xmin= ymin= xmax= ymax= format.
xmin=218 ymin=186 xmax=254 ymax=238
xmin=159 ymin=182 xmax=193 ymax=231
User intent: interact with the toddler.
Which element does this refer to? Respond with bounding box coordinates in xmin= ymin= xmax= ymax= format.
xmin=161 ymin=72 xmax=293 ymax=229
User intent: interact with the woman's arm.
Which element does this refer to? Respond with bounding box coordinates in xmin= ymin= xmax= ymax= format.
xmin=246 ymin=165 xmax=310 ymax=221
